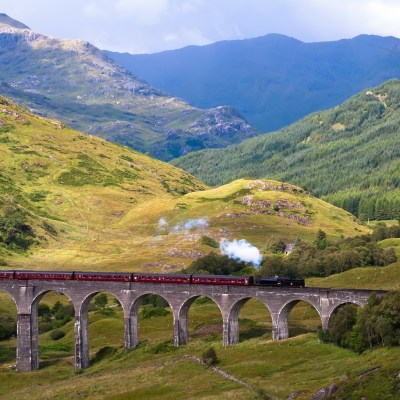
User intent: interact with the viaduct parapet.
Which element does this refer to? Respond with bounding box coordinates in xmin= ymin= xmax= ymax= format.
xmin=0 ymin=279 xmax=382 ymax=371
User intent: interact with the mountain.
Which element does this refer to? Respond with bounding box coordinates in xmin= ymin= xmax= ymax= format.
xmin=0 ymin=14 xmax=257 ymax=161
xmin=0 ymin=96 xmax=368 ymax=270
xmin=106 ymin=34 xmax=400 ymax=133
xmin=172 ymin=79 xmax=400 ymax=220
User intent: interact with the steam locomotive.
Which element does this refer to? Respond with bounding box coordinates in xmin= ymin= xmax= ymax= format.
xmin=0 ymin=270 xmax=305 ymax=287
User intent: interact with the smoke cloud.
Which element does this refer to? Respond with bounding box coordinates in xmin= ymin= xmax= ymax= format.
xmin=158 ymin=217 xmax=168 ymax=228
xmin=159 ymin=217 xmax=209 ymax=232
xmin=220 ymin=239 xmax=263 ymax=267
xmin=172 ymin=217 xmax=209 ymax=232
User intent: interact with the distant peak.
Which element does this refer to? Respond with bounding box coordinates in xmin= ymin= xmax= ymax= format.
xmin=0 ymin=13 xmax=30 ymax=30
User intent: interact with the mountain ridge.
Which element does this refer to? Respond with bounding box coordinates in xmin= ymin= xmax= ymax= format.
xmin=0 ymin=14 xmax=258 ymax=161
xmin=106 ymin=33 xmax=400 ymax=133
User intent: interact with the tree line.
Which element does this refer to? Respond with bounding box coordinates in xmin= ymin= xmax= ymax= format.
xmin=322 ymin=292 xmax=400 ymax=353
xmin=259 ymin=226 xmax=398 ymax=279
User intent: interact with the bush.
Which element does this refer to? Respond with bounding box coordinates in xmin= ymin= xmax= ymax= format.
xmin=0 ymin=317 xmax=16 ymax=340
xmin=141 ymin=304 xmax=170 ymax=319
xmin=201 ymin=235 xmax=219 ymax=248
xmin=50 ymin=329 xmax=65 ymax=341
xmin=202 ymin=347 xmax=218 ymax=366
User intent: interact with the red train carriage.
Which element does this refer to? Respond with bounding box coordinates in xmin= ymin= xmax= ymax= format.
xmin=15 ymin=271 xmax=74 ymax=280
xmin=74 ymin=272 xmax=132 ymax=282
xmin=133 ymin=273 xmax=191 ymax=284
xmin=191 ymin=275 xmax=253 ymax=286
xmin=0 ymin=270 xmax=15 ymax=279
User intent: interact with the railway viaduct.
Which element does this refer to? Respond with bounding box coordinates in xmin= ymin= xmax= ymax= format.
xmin=0 ymin=279 xmax=383 ymax=372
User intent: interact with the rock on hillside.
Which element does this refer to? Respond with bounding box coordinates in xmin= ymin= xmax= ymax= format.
xmin=0 ymin=14 xmax=257 ymax=161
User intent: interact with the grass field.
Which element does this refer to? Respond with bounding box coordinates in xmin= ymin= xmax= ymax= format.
xmin=1 ymin=287 xmax=400 ymax=399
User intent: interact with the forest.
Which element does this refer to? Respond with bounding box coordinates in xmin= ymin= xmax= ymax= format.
xmin=172 ymin=79 xmax=400 ymax=220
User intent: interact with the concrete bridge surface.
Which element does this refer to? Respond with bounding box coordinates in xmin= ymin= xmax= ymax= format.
xmin=0 ymin=279 xmax=382 ymax=371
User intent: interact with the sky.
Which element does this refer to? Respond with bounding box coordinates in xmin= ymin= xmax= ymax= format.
xmin=2 ymin=0 xmax=400 ymax=54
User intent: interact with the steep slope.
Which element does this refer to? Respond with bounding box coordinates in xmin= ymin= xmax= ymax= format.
xmin=0 ymin=14 xmax=257 ymax=161
xmin=0 ymin=96 xmax=369 ymax=270
xmin=172 ymin=79 xmax=400 ymax=220
xmin=106 ymin=34 xmax=400 ymax=132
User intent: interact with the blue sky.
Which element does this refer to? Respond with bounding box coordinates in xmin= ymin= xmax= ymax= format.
xmin=2 ymin=0 xmax=400 ymax=54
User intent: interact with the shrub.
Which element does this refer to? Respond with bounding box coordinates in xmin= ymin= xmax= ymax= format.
xmin=50 ymin=329 xmax=65 ymax=341
xmin=202 ymin=347 xmax=218 ymax=366
xmin=201 ymin=235 xmax=219 ymax=248
xmin=141 ymin=304 xmax=170 ymax=319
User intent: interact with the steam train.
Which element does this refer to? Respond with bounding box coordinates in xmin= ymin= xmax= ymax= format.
xmin=0 ymin=270 xmax=305 ymax=287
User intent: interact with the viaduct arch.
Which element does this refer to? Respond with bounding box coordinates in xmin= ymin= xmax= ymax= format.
xmin=0 ymin=278 xmax=384 ymax=372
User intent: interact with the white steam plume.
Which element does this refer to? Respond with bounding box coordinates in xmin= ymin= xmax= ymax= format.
xmin=220 ymin=239 xmax=263 ymax=267
xmin=172 ymin=217 xmax=209 ymax=232
xmin=158 ymin=217 xmax=168 ymax=228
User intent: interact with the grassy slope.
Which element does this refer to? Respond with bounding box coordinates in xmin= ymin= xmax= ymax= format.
xmin=0 ymin=96 xmax=370 ymax=271
xmin=1 ymin=294 xmax=400 ymax=399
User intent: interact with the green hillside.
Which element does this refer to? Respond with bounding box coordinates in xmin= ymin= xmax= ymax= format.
xmin=1 ymin=290 xmax=400 ymax=399
xmin=0 ymin=96 xmax=369 ymax=270
xmin=0 ymin=15 xmax=257 ymax=161
xmin=172 ymin=79 xmax=400 ymax=220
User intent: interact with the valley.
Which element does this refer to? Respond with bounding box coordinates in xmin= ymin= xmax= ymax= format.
xmin=0 ymin=10 xmax=399 ymax=400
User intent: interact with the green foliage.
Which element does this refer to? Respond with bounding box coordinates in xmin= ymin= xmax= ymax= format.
xmin=202 ymin=347 xmax=218 ymax=366
xmin=94 ymin=293 xmax=108 ymax=309
xmin=141 ymin=294 xmax=169 ymax=308
xmin=0 ymin=205 xmax=36 ymax=250
xmin=50 ymin=329 xmax=65 ymax=341
xmin=186 ymin=252 xmax=246 ymax=275
xmin=173 ymin=79 xmax=400 ymax=220
xmin=259 ymin=230 xmax=398 ymax=279
xmin=38 ymin=301 xmax=73 ymax=333
xmin=141 ymin=304 xmax=170 ymax=319
xmin=201 ymin=235 xmax=219 ymax=248
xmin=0 ymin=316 xmax=16 ymax=340
xmin=38 ymin=303 xmax=51 ymax=317
xmin=29 ymin=191 xmax=48 ymax=202
xmin=314 ymin=229 xmax=328 ymax=250
xmin=267 ymin=238 xmax=286 ymax=254
xmin=323 ymin=292 xmax=400 ymax=353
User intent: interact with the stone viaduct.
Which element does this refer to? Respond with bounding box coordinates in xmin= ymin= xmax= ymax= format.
xmin=0 ymin=279 xmax=383 ymax=372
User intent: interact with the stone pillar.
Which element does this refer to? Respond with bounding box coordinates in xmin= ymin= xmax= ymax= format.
xmin=74 ymin=310 xmax=89 ymax=370
xmin=173 ymin=309 xmax=188 ymax=346
xmin=223 ymin=313 xmax=239 ymax=346
xmin=271 ymin=312 xmax=289 ymax=341
xmin=16 ymin=313 xmax=39 ymax=371
xmin=321 ymin=315 xmax=330 ymax=332
xmin=124 ymin=314 xmax=139 ymax=349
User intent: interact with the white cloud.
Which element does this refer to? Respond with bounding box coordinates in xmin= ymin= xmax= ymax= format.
xmin=1 ymin=0 xmax=400 ymax=53
xmin=115 ymin=0 xmax=169 ymax=24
